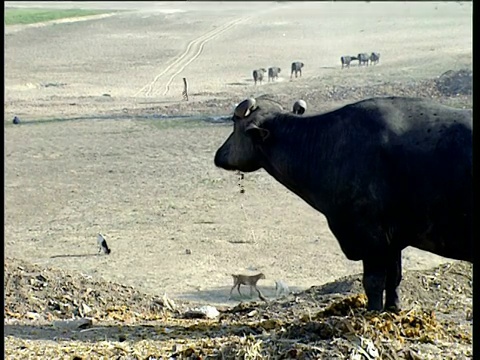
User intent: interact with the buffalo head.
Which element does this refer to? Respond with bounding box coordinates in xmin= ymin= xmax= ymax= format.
xmin=214 ymin=97 xmax=283 ymax=172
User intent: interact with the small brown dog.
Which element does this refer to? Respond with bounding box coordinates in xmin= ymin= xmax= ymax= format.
xmin=230 ymin=273 xmax=266 ymax=299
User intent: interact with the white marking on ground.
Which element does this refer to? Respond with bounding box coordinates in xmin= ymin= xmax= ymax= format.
xmin=5 ymin=13 xmax=119 ymax=34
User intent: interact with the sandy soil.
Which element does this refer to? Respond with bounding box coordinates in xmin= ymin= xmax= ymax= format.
xmin=4 ymin=1 xmax=472 ymax=310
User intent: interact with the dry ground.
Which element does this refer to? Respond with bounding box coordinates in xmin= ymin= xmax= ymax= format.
xmin=4 ymin=1 xmax=473 ymax=358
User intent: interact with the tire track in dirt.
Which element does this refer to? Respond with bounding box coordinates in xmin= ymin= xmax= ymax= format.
xmin=160 ymin=16 xmax=252 ymax=97
xmin=134 ymin=15 xmax=253 ymax=98
xmin=134 ymin=4 xmax=285 ymax=98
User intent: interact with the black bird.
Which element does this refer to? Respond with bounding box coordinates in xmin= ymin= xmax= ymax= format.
xmin=97 ymin=233 xmax=112 ymax=255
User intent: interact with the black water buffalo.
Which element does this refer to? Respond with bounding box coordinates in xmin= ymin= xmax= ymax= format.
xmin=370 ymin=52 xmax=380 ymax=65
xmin=358 ymin=53 xmax=370 ymax=66
xmin=268 ymin=67 xmax=281 ymax=82
xmin=290 ymin=61 xmax=304 ymax=78
xmin=214 ymin=96 xmax=472 ymax=312
xmin=341 ymin=55 xmax=358 ymax=69
xmin=252 ymin=68 xmax=267 ymax=85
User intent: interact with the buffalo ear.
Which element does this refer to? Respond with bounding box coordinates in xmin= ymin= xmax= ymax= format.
xmin=245 ymin=123 xmax=270 ymax=142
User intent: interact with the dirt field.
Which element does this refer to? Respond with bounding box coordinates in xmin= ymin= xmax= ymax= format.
xmin=4 ymin=1 xmax=473 ymax=358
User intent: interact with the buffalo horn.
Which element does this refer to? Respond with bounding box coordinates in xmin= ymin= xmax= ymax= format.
xmin=293 ymin=99 xmax=307 ymax=115
xmin=234 ymin=98 xmax=257 ymax=119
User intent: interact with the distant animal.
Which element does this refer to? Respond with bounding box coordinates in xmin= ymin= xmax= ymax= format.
xmin=370 ymin=52 xmax=380 ymax=65
xmin=268 ymin=67 xmax=281 ymax=82
xmin=182 ymin=77 xmax=189 ymax=101
xmin=97 ymin=233 xmax=111 ymax=255
xmin=358 ymin=53 xmax=370 ymax=66
xmin=214 ymin=96 xmax=472 ymax=312
xmin=12 ymin=116 xmax=20 ymax=125
xmin=290 ymin=61 xmax=304 ymax=79
xmin=292 ymin=99 xmax=307 ymax=115
xmin=230 ymin=273 xmax=266 ymax=298
xmin=275 ymin=280 xmax=290 ymax=297
xmin=252 ymin=68 xmax=267 ymax=85
xmin=340 ymin=55 xmax=358 ymax=69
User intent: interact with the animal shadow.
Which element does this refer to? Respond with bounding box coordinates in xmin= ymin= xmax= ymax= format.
xmin=227 ymin=82 xmax=248 ymax=86
xmin=50 ymin=253 xmax=102 ymax=259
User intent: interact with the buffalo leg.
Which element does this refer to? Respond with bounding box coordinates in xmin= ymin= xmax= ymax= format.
xmin=362 ymin=259 xmax=386 ymax=311
xmin=384 ymin=251 xmax=402 ymax=312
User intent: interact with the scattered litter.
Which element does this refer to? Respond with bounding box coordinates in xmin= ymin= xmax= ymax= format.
xmin=184 ymin=305 xmax=219 ymax=319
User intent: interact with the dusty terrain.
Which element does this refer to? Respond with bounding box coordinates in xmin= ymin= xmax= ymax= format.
xmin=4 ymin=1 xmax=473 ymax=358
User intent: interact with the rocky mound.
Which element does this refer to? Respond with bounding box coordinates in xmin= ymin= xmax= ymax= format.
xmin=435 ymin=69 xmax=472 ymax=97
xmin=4 ymin=258 xmax=472 ymax=359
